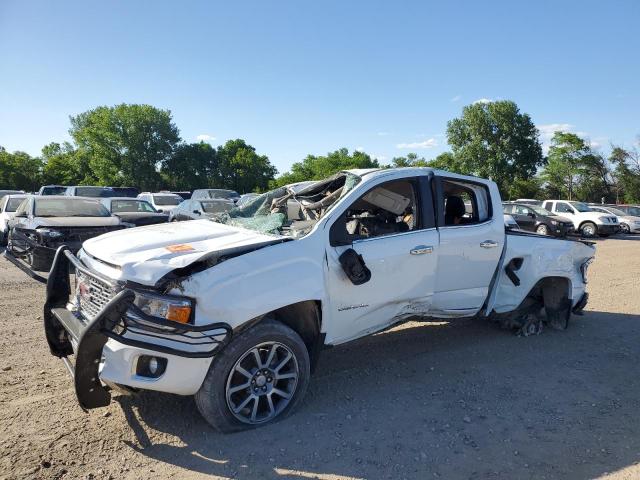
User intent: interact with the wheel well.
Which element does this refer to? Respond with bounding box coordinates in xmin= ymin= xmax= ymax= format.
xmin=578 ymin=220 xmax=596 ymax=229
xmin=270 ymin=300 xmax=323 ymax=372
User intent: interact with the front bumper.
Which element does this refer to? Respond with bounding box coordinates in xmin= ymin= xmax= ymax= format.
xmin=551 ymin=223 xmax=575 ymax=237
xmin=597 ymin=224 xmax=620 ymax=235
xmin=43 ymin=246 xmax=232 ymax=410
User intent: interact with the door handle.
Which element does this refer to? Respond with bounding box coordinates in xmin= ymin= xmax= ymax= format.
xmin=480 ymin=240 xmax=499 ymax=248
xmin=410 ymin=245 xmax=433 ymax=255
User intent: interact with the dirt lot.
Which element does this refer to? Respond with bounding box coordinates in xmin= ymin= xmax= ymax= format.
xmin=1 ymin=237 xmax=640 ymax=480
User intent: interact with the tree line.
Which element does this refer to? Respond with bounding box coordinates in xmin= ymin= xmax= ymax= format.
xmin=1 ymin=102 xmax=639 ymax=203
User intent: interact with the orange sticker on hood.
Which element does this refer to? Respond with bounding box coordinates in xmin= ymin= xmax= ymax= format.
xmin=165 ymin=244 xmax=195 ymax=253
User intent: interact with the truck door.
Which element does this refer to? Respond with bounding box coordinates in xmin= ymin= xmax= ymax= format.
xmin=324 ymin=175 xmax=438 ymax=344
xmin=431 ymin=176 xmax=503 ymax=315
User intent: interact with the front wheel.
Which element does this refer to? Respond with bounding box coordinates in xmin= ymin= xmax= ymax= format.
xmin=581 ymin=222 xmax=597 ymax=237
xmin=195 ymin=319 xmax=310 ymax=433
xmin=536 ymin=224 xmax=549 ymax=235
xmin=620 ymin=223 xmax=630 ymax=234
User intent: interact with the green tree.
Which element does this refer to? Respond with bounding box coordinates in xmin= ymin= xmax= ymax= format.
xmin=41 ymin=142 xmax=91 ymax=185
xmin=161 ymin=141 xmax=220 ymax=191
xmin=446 ymin=100 xmax=544 ymax=194
xmin=610 ymin=145 xmax=640 ymax=203
xmin=506 ymin=177 xmax=544 ymax=201
xmin=69 ymin=104 xmax=181 ymax=190
xmin=574 ymin=152 xmax=612 ymax=203
xmin=386 ymin=153 xmax=428 ymax=168
xmin=425 ymin=151 xmax=463 ymax=172
xmin=273 ymin=148 xmax=379 ymax=187
xmin=0 ymin=147 xmax=43 ymax=191
xmin=217 ymin=139 xmax=277 ymax=193
xmin=542 ymin=132 xmax=590 ymax=200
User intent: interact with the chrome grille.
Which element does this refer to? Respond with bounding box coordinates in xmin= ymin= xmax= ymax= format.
xmin=75 ymin=269 xmax=118 ymax=320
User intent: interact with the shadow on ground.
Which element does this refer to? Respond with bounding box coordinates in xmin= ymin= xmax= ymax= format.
xmin=114 ymin=309 xmax=640 ymax=479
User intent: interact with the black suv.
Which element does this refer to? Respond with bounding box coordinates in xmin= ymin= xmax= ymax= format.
xmin=503 ymin=202 xmax=574 ymax=237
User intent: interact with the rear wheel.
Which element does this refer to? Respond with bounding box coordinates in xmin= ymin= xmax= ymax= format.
xmin=580 ymin=222 xmax=597 ymax=237
xmin=195 ymin=318 xmax=310 ymax=433
xmin=535 ymin=224 xmax=549 ymax=235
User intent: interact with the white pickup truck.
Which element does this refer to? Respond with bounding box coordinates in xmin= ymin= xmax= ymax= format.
xmin=44 ymin=168 xmax=595 ymax=432
xmin=542 ymin=200 xmax=620 ymax=237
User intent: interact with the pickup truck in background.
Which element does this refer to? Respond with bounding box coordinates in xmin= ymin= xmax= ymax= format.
xmin=542 ymin=200 xmax=619 ymax=237
xmin=44 ymin=168 xmax=595 ymax=432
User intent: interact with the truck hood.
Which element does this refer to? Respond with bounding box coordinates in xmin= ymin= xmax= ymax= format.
xmin=81 ymin=219 xmax=287 ymax=285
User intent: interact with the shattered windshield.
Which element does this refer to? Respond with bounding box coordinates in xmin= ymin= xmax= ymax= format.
xmin=209 ymin=172 xmax=361 ymax=237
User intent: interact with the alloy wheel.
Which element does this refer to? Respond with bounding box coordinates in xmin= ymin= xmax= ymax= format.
xmin=225 ymin=341 xmax=299 ymax=424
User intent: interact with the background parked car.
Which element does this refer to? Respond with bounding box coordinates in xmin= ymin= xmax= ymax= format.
xmin=0 ymin=194 xmax=28 ymax=245
xmin=589 ymin=204 xmax=640 ymax=234
xmin=169 ymin=198 xmax=234 ymax=221
xmin=542 ymin=200 xmax=619 ymax=237
xmin=100 ymin=197 xmax=169 ymax=227
xmin=514 ymin=198 xmax=542 ymax=206
xmin=171 ymin=191 xmax=192 ymax=200
xmin=111 ymin=187 xmax=140 ymax=198
xmin=503 ymin=214 xmax=519 ymax=230
xmin=503 ymin=202 xmax=574 ymax=236
xmin=7 ymin=196 xmax=122 ymax=271
xmin=0 ymin=189 xmax=25 ymax=199
xmin=614 ymin=204 xmax=640 ymax=217
xmin=237 ymin=193 xmax=260 ymax=207
xmin=38 ymin=185 xmax=67 ymax=195
xmin=191 ymin=188 xmax=240 ymax=204
xmin=137 ymin=192 xmax=183 ymax=213
xmin=64 ymin=186 xmax=118 ymax=197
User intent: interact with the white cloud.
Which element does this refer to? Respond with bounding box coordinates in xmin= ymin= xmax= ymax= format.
xmin=196 ymin=134 xmax=216 ymax=142
xmin=473 ymin=98 xmax=493 ymax=104
xmin=537 ymin=123 xmax=574 ymax=137
xmin=377 ymin=131 xmax=390 ymax=136
xmin=451 ymin=95 xmax=461 ymax=102
xmin=396 ymin=138 xmax=438 ymax=149
xmin=373 ymin=154 xmax=388 ymax=161
xmin=355 ymin=146 xmax=365 ymax=152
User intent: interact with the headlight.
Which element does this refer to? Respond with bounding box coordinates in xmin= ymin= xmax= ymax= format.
xmin=37 ymin=228 xmax=64 ymax=238
xmin=550 ymin=220 xmax=558 ymax=225
xmin=132 ymin=291 xmax=193 ymax=324
xmin=580 ymin=258 xmax=594 ymax=284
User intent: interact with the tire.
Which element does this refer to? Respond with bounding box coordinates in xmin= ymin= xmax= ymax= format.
xmin=27 ymin=249 xmax=50 ymax=272
xmin=535 ymin=224 xmax=549 ymax=235
xmin=195 ymin=318 xmax=310 ymax=433
xmin=620 ymin=223 xmax=630 ymax=234
xmin=0 ymin=231 xmax=5 ymax=247
xmin=580 ymin=222 xmax=597 ymax=237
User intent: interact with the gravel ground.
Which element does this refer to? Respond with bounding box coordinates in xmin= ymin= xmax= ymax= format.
xmin=1 ymin=237 xmax=640 ymax=480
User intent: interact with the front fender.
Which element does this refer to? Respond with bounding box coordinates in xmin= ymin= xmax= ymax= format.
xmin=179 ymin=235 xmax=326 ymax=331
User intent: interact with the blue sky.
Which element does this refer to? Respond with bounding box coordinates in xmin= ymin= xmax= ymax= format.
xmin=1 ymin=0 xmax=638 ymax=174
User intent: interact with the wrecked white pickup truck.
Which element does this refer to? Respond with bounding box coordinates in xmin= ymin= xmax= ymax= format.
xmin=44 ymin=168 xmax=595 ymax=432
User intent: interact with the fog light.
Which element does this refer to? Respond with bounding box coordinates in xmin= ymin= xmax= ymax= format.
xmin=136 ymin=355 xmax=167 ymax=378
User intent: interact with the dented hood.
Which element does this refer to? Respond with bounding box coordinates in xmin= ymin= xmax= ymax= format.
xmin=81 ymin=219 xmax=285 ymax=285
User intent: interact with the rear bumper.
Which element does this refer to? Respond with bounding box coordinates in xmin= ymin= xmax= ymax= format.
xmin=44 ymin=247 xmax=232 ymax=409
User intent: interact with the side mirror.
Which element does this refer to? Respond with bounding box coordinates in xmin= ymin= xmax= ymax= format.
xmin=193 ymin=210 xmax=201 ymax=215
xmin=527 ymin=212 xmax=535 ymax=218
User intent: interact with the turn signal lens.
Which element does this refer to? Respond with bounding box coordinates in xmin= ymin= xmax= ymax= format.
xmin=167 ymin=305 xmax=192 ymax=323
